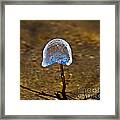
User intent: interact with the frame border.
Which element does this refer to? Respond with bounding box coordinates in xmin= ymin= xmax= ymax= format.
xmin=0 ymin=0 xmax=119 ymax=119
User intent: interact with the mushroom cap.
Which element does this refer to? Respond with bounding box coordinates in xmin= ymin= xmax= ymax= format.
xmin=42 ymin=38 xmax=72 ymax=67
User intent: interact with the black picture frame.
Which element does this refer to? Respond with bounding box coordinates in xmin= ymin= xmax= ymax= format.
xmin=0 ymin=0 xmax=119 ymax=119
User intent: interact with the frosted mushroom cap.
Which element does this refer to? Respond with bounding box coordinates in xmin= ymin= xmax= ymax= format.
xmin=42 ymin=38 xmax=72 ymax=67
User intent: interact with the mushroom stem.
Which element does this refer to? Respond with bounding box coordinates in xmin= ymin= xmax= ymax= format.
xmin=60 ymin=64 xmax=67 ymax=100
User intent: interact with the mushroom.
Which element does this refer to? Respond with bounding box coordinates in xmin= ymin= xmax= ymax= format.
xmin=42 ymin=38 xmax=72 ymax=100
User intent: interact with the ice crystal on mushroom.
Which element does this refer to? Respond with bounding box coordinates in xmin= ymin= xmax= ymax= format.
xmin=42 ymin=38 xmax=72 ymax=67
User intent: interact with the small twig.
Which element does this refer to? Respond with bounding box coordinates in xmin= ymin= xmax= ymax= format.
xmin=20 ymin=85 xmax=56 ymax=98
xmin=60 ymin=64 xmax=67 ymax=100
xmin=35 ymin=94 xmax=50 ymax=100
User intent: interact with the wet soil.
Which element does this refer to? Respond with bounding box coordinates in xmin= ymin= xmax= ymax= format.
xmin=20 ymin=20 xmax=100 ymax=100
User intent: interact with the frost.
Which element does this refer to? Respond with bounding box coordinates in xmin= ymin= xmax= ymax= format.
xmin=42 ymin=38 xmax=72 ymax=67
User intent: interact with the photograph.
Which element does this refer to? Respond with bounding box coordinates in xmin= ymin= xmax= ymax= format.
xmin=1 ymin=0 xmax=118 ymax=118
xmin=20 ymin=20 xmax=100 ymax=100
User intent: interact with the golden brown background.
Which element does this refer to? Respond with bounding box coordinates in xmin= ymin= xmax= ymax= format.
xmin=20 ymin=20 xmax=100 ymax=100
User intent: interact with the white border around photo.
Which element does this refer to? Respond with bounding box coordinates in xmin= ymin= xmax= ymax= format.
xmin=5 ymin=5 xmax=115 ymax=115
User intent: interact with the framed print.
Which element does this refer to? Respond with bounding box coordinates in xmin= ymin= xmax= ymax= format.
xmin=0 ymin=0 xmax=119 ymax=119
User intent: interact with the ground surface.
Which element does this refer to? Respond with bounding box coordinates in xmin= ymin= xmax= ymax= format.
xmin=20 ymin=20 xmax=100 ymax=100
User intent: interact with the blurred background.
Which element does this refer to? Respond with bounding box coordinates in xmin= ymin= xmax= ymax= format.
xmin=20 ymin=20 xmax=100 ymax=100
